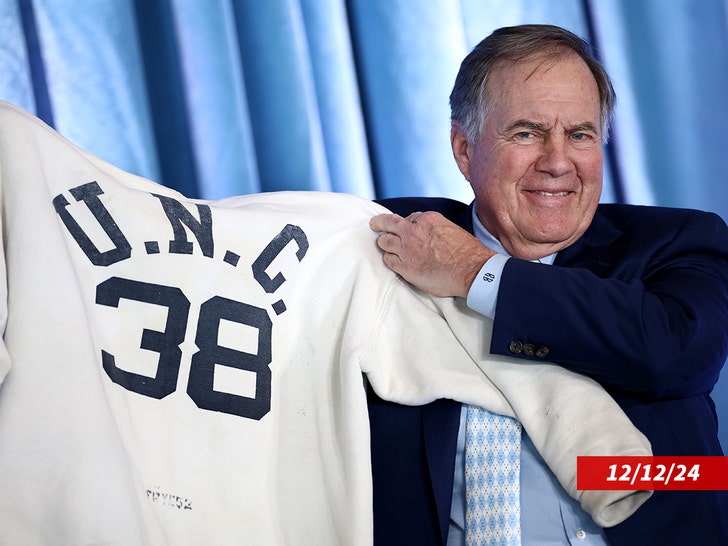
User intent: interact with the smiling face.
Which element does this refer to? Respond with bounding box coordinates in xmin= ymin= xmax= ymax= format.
xmin=451 ymin=51 xmax=603 ymax=260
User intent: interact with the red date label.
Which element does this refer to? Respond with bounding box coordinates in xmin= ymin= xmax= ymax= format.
xmin=577 ymin=456 xmax=728 ymax=490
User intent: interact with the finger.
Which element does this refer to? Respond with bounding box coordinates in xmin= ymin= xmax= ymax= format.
xmin=369 ymin=213 xmax=404 ymax=233
xmin=380 ymin=249 xmax=403 ymax=272
xmin=375 ymin=231 xmax=402 ymax=253
xmin=404 ymin=211 xmax=425 ymax=224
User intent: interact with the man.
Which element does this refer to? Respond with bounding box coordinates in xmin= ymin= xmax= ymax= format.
xmin=369 ymin=24 xmax=728 ymax=545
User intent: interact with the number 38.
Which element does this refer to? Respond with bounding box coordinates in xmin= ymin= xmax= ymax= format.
xmin=96 ymin=276 xmax=272 ymax=420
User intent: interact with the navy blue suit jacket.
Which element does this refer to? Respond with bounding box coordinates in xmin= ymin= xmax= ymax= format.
xmin=369 ymin=197 xmax=728 ymax=545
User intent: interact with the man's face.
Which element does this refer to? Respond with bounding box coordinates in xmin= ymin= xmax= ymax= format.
xmin=452 ymin=52 xmax=603 ymax=260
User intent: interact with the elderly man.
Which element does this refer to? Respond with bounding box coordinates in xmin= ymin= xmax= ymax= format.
xmin=369 ymin=24 xmax=728 ymax=545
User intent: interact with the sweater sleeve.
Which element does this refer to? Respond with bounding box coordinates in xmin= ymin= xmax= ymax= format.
xmin=360 ymin=280 xmax=652 ymax=527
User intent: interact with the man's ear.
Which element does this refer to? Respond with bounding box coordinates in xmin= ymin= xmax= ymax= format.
xmin=450 ymin=122 xmax=472 ymax=181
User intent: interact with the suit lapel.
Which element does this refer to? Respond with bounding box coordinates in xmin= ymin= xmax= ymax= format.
xmin=554 ymin=206 xmax=625 ymax=273
xmin=423 ymin=400 xmax=462 ymax=545
xmin=456 ymin=203 xmax=475 ymax=232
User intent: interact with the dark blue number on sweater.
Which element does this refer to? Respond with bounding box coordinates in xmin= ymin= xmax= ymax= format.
xmin=97 ymin=277 xmax=273 ymax=420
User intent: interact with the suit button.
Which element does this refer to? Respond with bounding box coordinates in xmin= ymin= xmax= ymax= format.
xmin=509 ymin=340 xmax=523 ymax=354
xmin=522 ymin=343 xmax=535 ymax=356
xmin=535 ymin=346 xmax=550 ymax=358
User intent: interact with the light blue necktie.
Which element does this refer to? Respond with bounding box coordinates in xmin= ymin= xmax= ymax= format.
xmin=464 ymin=405 xmax=521 ymax=546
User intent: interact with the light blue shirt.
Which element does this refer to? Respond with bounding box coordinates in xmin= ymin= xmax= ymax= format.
xmin=447 ymin=209 xmax=608 ymax=545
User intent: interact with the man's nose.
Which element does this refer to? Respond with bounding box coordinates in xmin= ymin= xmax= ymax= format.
xmin=535 ymin=137 xmax=574 ymax=177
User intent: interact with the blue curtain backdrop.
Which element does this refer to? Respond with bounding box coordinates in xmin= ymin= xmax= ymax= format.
xmin=2 ymin=0 xmax=728 ymax=443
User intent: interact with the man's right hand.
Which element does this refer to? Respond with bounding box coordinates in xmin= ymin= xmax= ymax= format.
xmin=369 ymin=211 xmax=495 ymax=299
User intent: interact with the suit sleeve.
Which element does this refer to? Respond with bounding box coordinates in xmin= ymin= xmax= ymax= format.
xmin=491 ymin=209 xmax=728 ymax=400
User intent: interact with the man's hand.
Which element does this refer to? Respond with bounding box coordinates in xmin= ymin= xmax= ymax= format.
xmin=370 ymin=211 xmax=494 ymax=298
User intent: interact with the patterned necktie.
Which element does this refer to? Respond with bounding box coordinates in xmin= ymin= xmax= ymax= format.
xmin=464 ymin=404 xmax=521 ymax=546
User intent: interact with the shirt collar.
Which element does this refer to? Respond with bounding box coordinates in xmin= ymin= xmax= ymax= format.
xmin=471 ymin=207 xmax=557 ymax=265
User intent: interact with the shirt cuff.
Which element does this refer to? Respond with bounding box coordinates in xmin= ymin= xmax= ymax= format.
xmin=466 ymin=254 xmax=509 ymax=319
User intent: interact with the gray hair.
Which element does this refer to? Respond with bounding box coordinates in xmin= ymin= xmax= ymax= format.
xmin=449 ymin=24 xmax=616 ymax=143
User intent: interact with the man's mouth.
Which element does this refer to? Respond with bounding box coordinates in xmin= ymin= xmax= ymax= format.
xmin=526 ymin=190 xmax=571 ymax=197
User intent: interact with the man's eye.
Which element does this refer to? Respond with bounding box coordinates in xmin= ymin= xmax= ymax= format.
xmin=514 ymin=131 xmax=533 ymax=139
xmin=571 ymin=133 xmax=591 ymax=141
